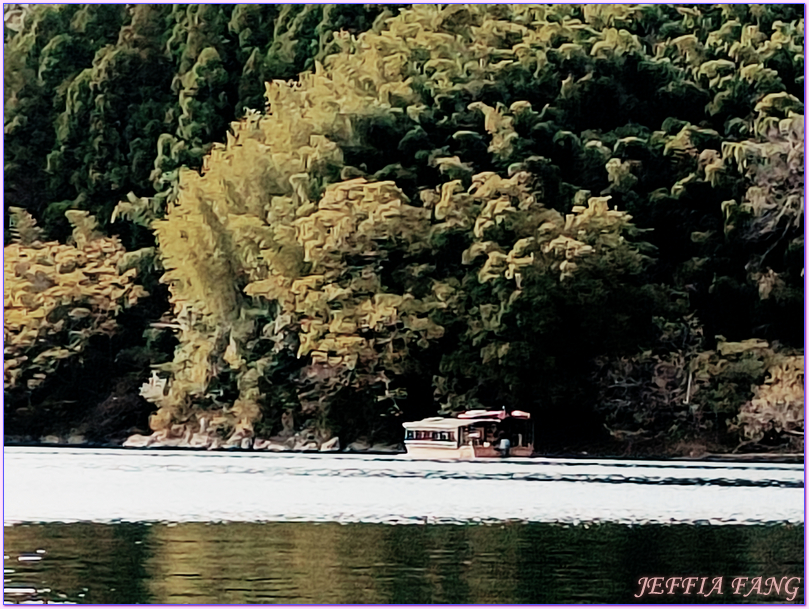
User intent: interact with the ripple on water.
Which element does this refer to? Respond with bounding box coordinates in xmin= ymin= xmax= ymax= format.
xmin=2 ymin=447 xmax=804 ymax=526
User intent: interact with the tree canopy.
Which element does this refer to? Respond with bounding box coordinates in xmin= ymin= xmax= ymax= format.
xmin=4 ymin=4 xmax=402 ymax=243
xmin=4 ymin=4 xmax=804 ymax=453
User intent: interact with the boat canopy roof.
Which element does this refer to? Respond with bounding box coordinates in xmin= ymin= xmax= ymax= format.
xmin=457 ymin=409 xmax=531 ymax=420
xmin=403 ymin=417 xmax=502 ymax=430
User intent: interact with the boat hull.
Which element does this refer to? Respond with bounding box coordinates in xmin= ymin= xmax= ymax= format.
xmin=404 ymin=443 xmax=534 ymax=459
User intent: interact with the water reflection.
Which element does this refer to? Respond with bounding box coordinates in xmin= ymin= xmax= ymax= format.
xmin=4 ymin=522 xmax=803 ymax=604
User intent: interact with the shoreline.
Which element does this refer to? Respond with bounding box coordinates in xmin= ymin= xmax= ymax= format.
xmin=4 ymin=438 xmax=803 ymax=464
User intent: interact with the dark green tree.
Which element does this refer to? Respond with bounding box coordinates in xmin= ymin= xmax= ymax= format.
xmin=4 ymin=4 xmax=404 ymax=243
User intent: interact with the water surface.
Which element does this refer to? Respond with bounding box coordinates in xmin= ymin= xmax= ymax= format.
xmin=4 ymin=448 xmax=804 ymax=525
xmin=4 ymin=521 xmax=804 ymax=604
xmin=3 ymin=448 xmax=804 ymax=603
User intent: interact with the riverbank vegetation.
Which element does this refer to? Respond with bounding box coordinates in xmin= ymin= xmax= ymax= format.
xmin=4 ymin=4 xmax=804 ymax=457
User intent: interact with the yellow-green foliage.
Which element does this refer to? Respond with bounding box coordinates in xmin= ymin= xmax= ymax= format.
xmin=735 ymin=354 xmax=804 ymax=448
xmin=147 ymin=4 xmax=802 ymax=444
xmin=4 ymin=4 xmax=803 ymax=450
xmin=4 ymin=209 xmax=148 ymax=394
xmin=150 ymin=18 xmax=648 ymax=440
xmin=597 ymin=319 xmax=804 ymax=446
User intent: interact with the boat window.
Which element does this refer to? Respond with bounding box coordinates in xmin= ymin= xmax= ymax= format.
xmin=409 ymin=428 xmax=459 ymax=441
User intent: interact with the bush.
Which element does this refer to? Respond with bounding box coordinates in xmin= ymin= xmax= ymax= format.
xmin=4 ymin=208 xmax=148 ymax=403
xmin=596 ymin=319 xmax=804 ymax=450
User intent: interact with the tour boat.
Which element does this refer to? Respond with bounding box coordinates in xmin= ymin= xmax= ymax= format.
xmin=402 ymin=409 xmax=534 ymax=459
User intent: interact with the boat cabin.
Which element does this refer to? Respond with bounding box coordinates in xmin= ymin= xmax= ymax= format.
xmin=402 ymin=410 xmax=533 ymax=459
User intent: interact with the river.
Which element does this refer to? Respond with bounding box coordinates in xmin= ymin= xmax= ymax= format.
xmin=3 ymin=447 xmax=805 ymax=603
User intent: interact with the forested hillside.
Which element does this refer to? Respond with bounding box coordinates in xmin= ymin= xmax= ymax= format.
xmin=4 ymin=4 xmax=401 ymax=242
xmin=4 ymin=4 xmax=804 ymax=456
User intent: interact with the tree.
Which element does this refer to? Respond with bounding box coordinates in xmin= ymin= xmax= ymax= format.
xmin=145 ymin=5 xmax=661 ymax=446
xmin=4 ymin=4 xmax=404 ymax=243
xmin=4 ymin=208 xmax=149 ymax=428
xmin=5 ymin=4 xmax=803 ymax=452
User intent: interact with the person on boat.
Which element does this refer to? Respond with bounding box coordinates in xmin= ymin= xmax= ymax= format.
xmin=496 ymin=432 xmax=511 ymax=458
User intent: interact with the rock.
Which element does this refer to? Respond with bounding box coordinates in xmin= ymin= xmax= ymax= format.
xmin=122 ymin=434 xmax=151 ymax=448
xmin=4 ymin=435 xmax=35 ymax=445
xmin=66 ymin=433 xmax=86 ymax=445
xmin=153 ymin=436 xmax=186 ymax=448
xmin=346 ymin=439 xmax=402 ymax=453
xmin=222 ymin=427 xmax=254 ymax=450
xmin=252 ymin=438 xmax=270 ymax=450
xmin=253 ymin=438 xmax=288 ymax=451
xmin=320 ymin=436 xmax=340 ymax=452
xmin=41 ymin=435 xmax=61 ymax=444
xmin=144 ymin=429 xmax=190 ymax=448
xmin=187 ymin=432 xmax=212 ymax=449
xmin=369 ymin=442 xmax=404 ymax=453
xmin=346 ymin=439 xmax=371 ymax=452
xmin=292 ymin=439 xmax=319 ymax=451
